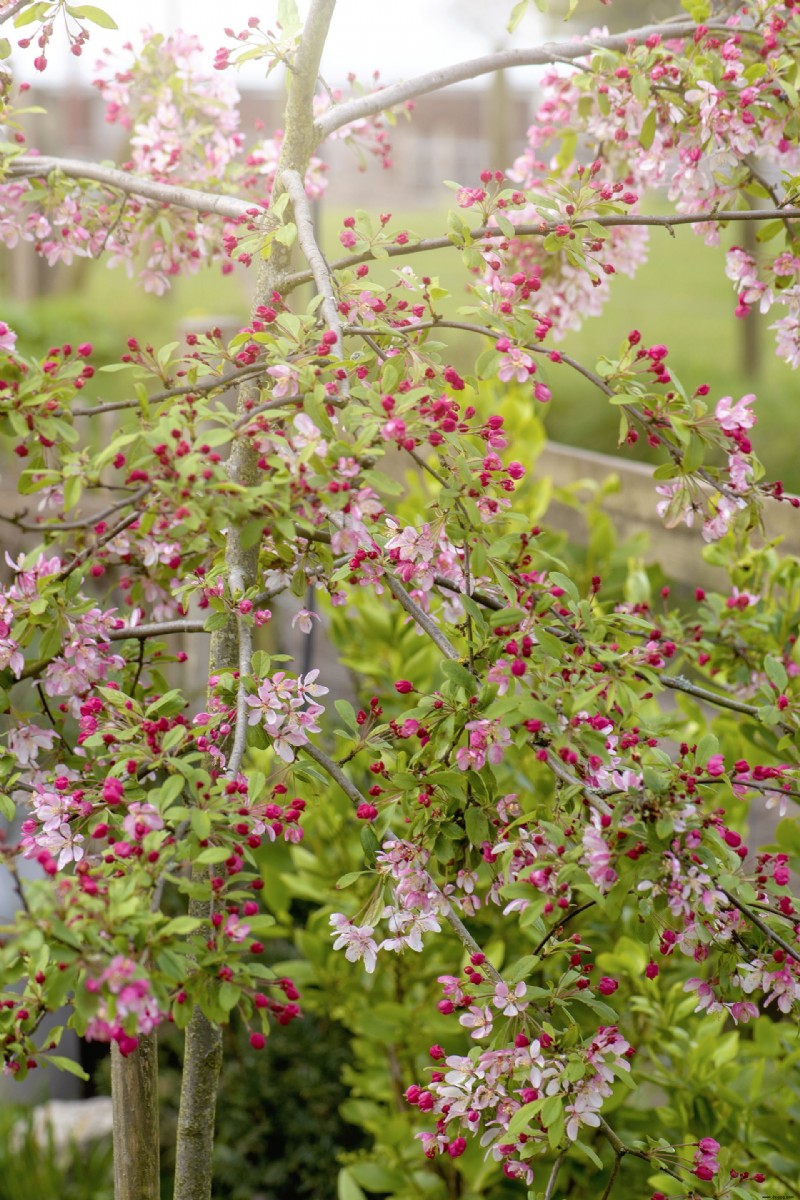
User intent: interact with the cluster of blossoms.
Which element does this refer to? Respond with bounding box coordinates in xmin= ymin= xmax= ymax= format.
xmin=404 ymin=1025 xmax=632 ymax=1182
xmin=727 ymin=245 xmax=800 ymax=368
xmin=330 ymin=839 xmax=448 ymax=972
xmin=244 ymin=668 xmax=328 ymax=763
xmin=85 ymin=956 xmax=166 ymax=1057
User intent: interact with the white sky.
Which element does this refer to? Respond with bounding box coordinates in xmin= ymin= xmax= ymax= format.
xmin=17 ymin=0 xmax=545 ymax=87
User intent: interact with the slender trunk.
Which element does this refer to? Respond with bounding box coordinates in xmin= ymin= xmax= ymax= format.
xmin=171 ymin=5 xmax=337 ymax=1195
xmin=111 ymin=1034 xmax=160 ymax=1200
xmin=173 ymin=895 xmax=223 ymax=1200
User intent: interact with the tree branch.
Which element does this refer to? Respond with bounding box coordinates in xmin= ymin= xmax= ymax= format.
xmin=224 ymin=567 xmax=253 ymax=780
xmin=543 ymin=1153 xmax=565 ymax=1200
xmin=175 ymin=7 xmax=337 ymax=1196
xmin=0 ymin=0 xmax=29 ymax=24
xmin=659 ymin=673 xmax=761 ymax=718
xmin=8 ymin=155 xmax=253 ymax=220
xmin=57 ymin=507 xmax=142 ymax=580
xmin=283 ymin=207 xmax=800 ymax=290
xmin=17 ymin=486 xmax=151 ymax=532
xmin=314 ymin=22 xmax=718 ymax=139
xmin=384 ymin=573 xmax=460 ymax=661
xmin=281 ymin=167 xmax=344 ymax=356
xmin=721 ymin=888 xmax=800 ymax=966
xmin=544 ymin=749 xmax=612 ymax=816
xmin=108 ymin=620 xmax=207 ymax=641
xmin=302 ymin=742 xmax=507 ymax=982
xmin=72 ymin=361 xmax=272 ymax=418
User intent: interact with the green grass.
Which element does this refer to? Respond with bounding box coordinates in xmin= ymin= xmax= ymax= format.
xmin=7 ymin=203 xmax=797 ymax=485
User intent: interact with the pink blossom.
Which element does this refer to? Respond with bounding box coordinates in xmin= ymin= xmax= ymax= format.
xmin=497 ymin=347 xmax=534 ymax=384
xmin=0 ymin=321 xmax=17 ymax=352
xmin=266 ymin=363 xmax=300 ymax=399
xmin=459 ymin=1005 xmax=494 ymax=1039
xmin=329 ymin=913 xmax=379 ymax=973
xmin=715 ymin=393 xmax=756 ymax=432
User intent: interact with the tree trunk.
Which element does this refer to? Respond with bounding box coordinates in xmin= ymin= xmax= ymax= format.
xmin=173 ymin=990 xmax=223 ymax=1200
xmin=171 ymin=3 xmax=338 ymax=1196
xmin=111 ymin=1034 xmax=160 ymax=1200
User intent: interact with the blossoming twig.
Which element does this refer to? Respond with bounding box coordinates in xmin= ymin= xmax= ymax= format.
xmin=282 ymin=207 xmax=800 ymax=291
xmin=8 ymin=155 xmax=252 ymax=220
xmin=721 ymin=888 xmax=800 ymax=967
xmin=225 ymin=565 xmax=252 ymax=780
xmin=314 ymin=22 xmax=727 ymax=138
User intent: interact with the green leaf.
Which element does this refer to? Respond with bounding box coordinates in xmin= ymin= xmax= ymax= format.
xmin=274 ymin=221 xmax=297 ymax=248
xmin=43 ymin=1055 xmax=89 ymax=1080
xmin=218 ymin=981 xmax=240 ymax=1011
xmin=67 ymin=4 xmax=118 ymax=27
xmin=336 ymin=870 xmax=369 ymax=891
xmin=161 ymin=916 xmax=203 ymax=937
xmin=680 ymin=0 xmax=711 ymax=18
xmin=360 ymin=824 xmax=379 ymax=866
xmin=540 ymin=1094 xmax=562 ymax=1128
xmin=464 ymin=806 xmax=489 ymax=846
xmin=639 ymin=108 xmax=657 ymax=151
xmin=277 ymin=0 xmax=301 ymax=36
xmin=196 ymin=847 xmax=232 ymax=864
xmin=190 ymin=810 xmax=212 ymax=840
xmin=14 ymin=4 xmax=52 ymax=28
xmin=506 ymin=1099 xmax=543 ymax=1138
xmin=764 ymin=655 xmax=788 ymax=693
xmin=338 ymin=1169 xmax=367 ymax=1200
xmin=549 ymin=571 xmax=578 ymax=603
xmin=334 ymin=699 xmax=358 ymax=733
xmin=507 ymin=0 xmax=529 ymax=33
xmin=441 ymin=659 xmax=477 ymax=695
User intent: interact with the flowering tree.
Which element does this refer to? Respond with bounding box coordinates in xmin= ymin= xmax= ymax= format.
xmin=2 ymin=1 xmax=800 ymax=1198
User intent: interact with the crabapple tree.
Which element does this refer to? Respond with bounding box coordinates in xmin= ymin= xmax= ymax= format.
xmin=2 ymin=1 xmax=800 ymax=1199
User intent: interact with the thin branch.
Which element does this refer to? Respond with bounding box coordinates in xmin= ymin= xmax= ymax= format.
xmin=131 ymin=637 xmax=146 ymax=695
xmin=302 ymin=743 xmax=506 ymax=983
xmin=660 ymin=673 xmax=762 ymax=718
xmin=17 ymin=486 xmax=151 ymax=532
xmin=533 ymin=902 xmax=596 ymax=956
xmin=434 ymin=574 xmax=504 ymax=611
xmin=8 ymin=155 xmax=253 ymax=220
xmin=282 ymin=167 xmax=345 ymax=356
xmin=314 ymin=22 xmax=724 ymax=139
xmin=543 ymin=1153 xmax=565 ymax=1200
xmin=0 ymin=0 xmax=29 ymax=24
xmin=72 ymin=362 xmax=271 ymax=418
xmin=108 ymin=620 xmax=207 ymax=641
xmin=599 ymin=1152 xmax=621 ymax=1200
xmin=544 ymin=749 xmax=612 ymax=817
xmin=721 ymin=888 xmax=800 ymax=966
xmin=225 ymin=568 xmax=253 ymax=780
xmin=302 ymin=740 xmax=367 ymax=807
xmin=57 ymin=507 xmax=142 ymax=581
xmin=384 ymin=573 xmax=460 ymax=661
xmin=283 ymin=206 xmax=800 ymax=291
